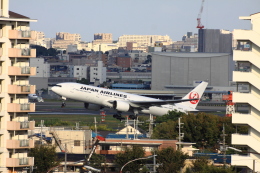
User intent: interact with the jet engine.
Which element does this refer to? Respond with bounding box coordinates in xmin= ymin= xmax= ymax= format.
xmin=84 ymin=103 xmax=102 ymax=111
xmin=113 ymin=100 xmax=130 ymax=112
xmin=149 ymin=106 xmax=169 ymax=116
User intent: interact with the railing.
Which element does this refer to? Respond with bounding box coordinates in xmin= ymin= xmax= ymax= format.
xmin=21 ymin=67 xmax=31 ymax=74
xmin=19 ymin=140 xmax=29 ymax=147
xmin=20 ymin=121 xmax=29 ymax=129
xmin=19 ymin=158 xmax=28 ymax=165
xmin=21 ymin=49 xmax=31 ymax=56
xmin=20 ymin=104 xmax=30 ymax=110
xmin=21 ymin=31 xmax=31 ymax=38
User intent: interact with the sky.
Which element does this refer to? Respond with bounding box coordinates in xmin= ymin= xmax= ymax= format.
xmin=9 ymin=0 xmax=260 ymax=42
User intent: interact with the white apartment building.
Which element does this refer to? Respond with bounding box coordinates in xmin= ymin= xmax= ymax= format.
xmin=117 ymin=35 xmax=173 ymax=47
xmin=231 ymin=12 xmax=260 ymax=172
xmin=30 ymin=58 xmax=50 ymax=77
xmin=90 ymin=61 xmax=106 ymax=84
xmin=69 ymin=65 xmax=88 ymax=80
xmin=0 ymin=1 xmax=37 ymax=172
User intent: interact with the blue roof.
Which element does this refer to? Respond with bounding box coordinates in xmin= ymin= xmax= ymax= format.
xmin=194 ymin=153 xmax=231 ymax=164
xmin=106 ymin=133 xmax=147 ymax=139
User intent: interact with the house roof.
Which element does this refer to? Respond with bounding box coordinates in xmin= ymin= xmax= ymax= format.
xmin=9 ymin=11 xmax=30 ymax=19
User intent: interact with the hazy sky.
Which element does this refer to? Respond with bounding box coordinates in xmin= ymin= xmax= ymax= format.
xmin=10 ymin=0 xmax=259 ymax=42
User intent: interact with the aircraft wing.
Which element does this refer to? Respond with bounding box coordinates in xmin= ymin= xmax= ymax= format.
xmin=108 ymin=98 xmax=198 ymax=108
xmin=130 ymin=98 xmax=198 ymax=106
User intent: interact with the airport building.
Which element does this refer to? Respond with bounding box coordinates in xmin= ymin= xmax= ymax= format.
xmin=151 ymin=52 xmax=234 ymax=90
xmin=0 ymin=0 xmax=37 ymax=172
xmin=231 ymin=12 xmax=260 ymax=172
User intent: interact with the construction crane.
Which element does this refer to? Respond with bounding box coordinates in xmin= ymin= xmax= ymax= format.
xmin=197 ymin=0 xmax=205 ymax=29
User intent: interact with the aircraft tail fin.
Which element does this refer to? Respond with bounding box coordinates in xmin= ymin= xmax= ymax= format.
xmin=179 ymin=81 xmax=208 ymax=110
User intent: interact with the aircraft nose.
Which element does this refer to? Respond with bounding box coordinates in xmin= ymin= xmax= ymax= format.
xmin=51 ymin=84 xmax=62 ymax=94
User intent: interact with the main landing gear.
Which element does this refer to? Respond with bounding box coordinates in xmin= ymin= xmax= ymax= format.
xmin=61 ymin=96 xmax=67 ymax=108
xmin=113 ymin=112 xmax=138 ymax=121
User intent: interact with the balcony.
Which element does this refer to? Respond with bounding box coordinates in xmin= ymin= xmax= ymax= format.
xmin=232 ymin=134 xmax=260 ymax=154
xmin=233 ymin=50 xmax=260 ymax=69
xmin=232 ymin=155 xmax=260 ymax=171
xmin=233 ymin=71 xmax=260 ymax=89
xmin=8 ymin=66 xmax=36 ymax=76
xmin=7 ymin=121 xmax=35 ymax=130
xmin=7 ymin=103 xmax=35 ymax=112
xmin=6 ymin=157 xmax=34 ymax=167
xmin=6 ymin=139 xmax=34 ymax=149
xmin=8 ymin=48 xmax=36 ymax=58
xmin=9 ymin=30 xmax=32 ymax=39
xmin=8 ymin=85 xmax=36 ymax=94
xmin=232 ymin=113 xmax=260 ymax=132
xmin=233 ymin=92 xmax=260 ymax=111
xmin=233 ymin=29 xmax=260 ymax=47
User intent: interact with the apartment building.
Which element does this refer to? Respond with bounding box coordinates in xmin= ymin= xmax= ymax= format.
xmin=52 ymin=32 xmax=81 ymax=49
xmin=92 ymin=33 xmax=112 ymax=45
xmin=90 ymin=61 xmax=106 ymax=84
xmin=118 ymin=35 xmax=173 ymax=48
xmin=231 ymin=12 xmax=260 ymax=172
xmin=29 ymin=31 xmax=45 ymax=47
xmin=0 ymin=1 xmax=37 ymax=172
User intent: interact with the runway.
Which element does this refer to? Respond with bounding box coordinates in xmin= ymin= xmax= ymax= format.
xmin=33 ymin=101 xmax=248 ymax=116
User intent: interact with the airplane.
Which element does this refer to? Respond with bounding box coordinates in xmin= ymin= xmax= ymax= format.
xmin=51 ymin=81 xmax=208 ymax=119
xmin=28 ymin=94 xmax=44 ymax=102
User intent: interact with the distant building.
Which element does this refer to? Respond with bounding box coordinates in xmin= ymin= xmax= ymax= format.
xmin=116 ymin=55 xmax=132 ymax=68
xmin=198 ymin=29 xmax=232 ymax=53
xmin=30 ymin=30 xmax=45 ymax=47
xmin=118 ymin=35 xmax=173 ymax=48
xmin=52 ymin=32 xmax=81 ymax=49
xmin=90 ymin=61 xmax=106 ymax=84
xmin=92 ymin=33 xmax=113 ymax=45
xmin=69 ymin=65 xmax=88 ymax=80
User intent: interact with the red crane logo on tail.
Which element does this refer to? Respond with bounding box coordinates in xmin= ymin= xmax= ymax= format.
xmin=189 ymin=92 xmax=200 ymax=104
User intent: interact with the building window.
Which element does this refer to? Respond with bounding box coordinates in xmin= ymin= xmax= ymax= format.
xmin=74 ymin=140 xmax=80 ymax=146
xmin=77 ymin=68 xmax=79 ymax=70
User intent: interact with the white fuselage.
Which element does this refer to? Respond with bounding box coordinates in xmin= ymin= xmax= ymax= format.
xmin=52 ymin=83 xmax=194 ymax=116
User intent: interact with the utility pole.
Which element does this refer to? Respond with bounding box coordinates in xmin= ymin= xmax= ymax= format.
xmin=64 ymin=143 xmax=67 ymax=173
xmin=40 ymin=120 xmax=44 ymax=145
xmin=148 ymin=114 xmax=154 ymax=138
xmin=177 ymin=117 xmax=184 ymax=150
xmin=221 ymin=124 xmax=227 ymax=168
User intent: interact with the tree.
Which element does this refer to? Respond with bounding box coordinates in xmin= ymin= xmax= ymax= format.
xmin=29 ymin=144 xmax=60 ymax=173
xmin=155 ymin=147 xmax=189 ymax=173
xmin=114 ymin=145 xmax=145 ymax=173
xmin=76 ymin=78 xmax=89 ymax=85
xmin=185 ymin=156 xmax=235 ymax=173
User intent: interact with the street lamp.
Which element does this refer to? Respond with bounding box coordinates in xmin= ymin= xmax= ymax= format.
xmin=120 ymin=155 xmax=157 ymax=173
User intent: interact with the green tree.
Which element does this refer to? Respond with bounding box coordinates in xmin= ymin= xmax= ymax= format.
xmin=47 ymin=48 xmax=59 ymax=56
xmin=76 ymin=78 xmax=89 ymax=85
xmin=114 ymin=145 xmax=145 ymax=173
xmin=155 ymin=147 xmax=189 ymax=173
xmin=186 ymin=156 xmax=235 ymax=173
xmin=29 ymin=144 xmax=60 ymax=173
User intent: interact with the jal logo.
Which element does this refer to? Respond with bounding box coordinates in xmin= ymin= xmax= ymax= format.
xmin=189 ymin=91 xmax=199 ymax=104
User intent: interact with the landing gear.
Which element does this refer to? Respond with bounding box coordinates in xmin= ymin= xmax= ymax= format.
xmin=113 ymin=112 xmax=125 ymax=121
xmin=61 ymin=101 xmax=66 ymax=108
xmin=61 ymin=96 xmax=67 ymax=108
xmin=129 ymin=115 xmax=137 ymax=120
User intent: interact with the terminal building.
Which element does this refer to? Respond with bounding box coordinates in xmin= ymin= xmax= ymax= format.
xmin=231 ymin=12 xmax=260 ymax=172
xmin=151 ymin=52 xmax=234 ymax=90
